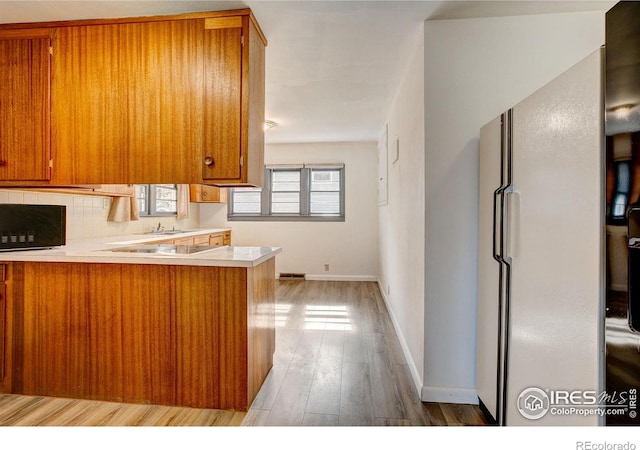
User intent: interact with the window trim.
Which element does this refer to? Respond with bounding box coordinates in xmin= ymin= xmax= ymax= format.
xmin=228 ymin=166 xmax=345 ymax=222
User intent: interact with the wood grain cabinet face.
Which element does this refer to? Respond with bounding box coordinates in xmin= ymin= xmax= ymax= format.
xmin=208 ymin=231 xmax=231 ymax=246
xmin=51 ymin=20 xmax=204 ymax=184
xmin=200 ymin=16 xmax=265 ymax=187
xmin=6 ymin=261 xmax=274 ymax=411
xmin=202 ymin=18 xmax=243 ymax=183
xmin=209 ymin=234 xmax=224 ymax=246
xmin=192 ymin=234 xmax=210 ymax=245
xmin=0 ymin=30 xmax=51 ymax=182
xmin=172 ymin=237 xmax=194 ymax=246
xmin=43 ymin=11 xmax=266 ymax=187
xmin=0 ymin=10 xmax=265 ymax=187
xmin=189 ymin=184 xmax=227 ymax=203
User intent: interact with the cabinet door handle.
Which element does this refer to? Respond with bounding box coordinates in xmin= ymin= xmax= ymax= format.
xmin=0 ymin=160 xmax=5 ymax=167
xmin=204 ymin=156 xmax=215 ymax=167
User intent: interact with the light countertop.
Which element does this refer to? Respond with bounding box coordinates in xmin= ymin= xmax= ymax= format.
xmin=0 ymin=228 xmax=281 ymax=268
xmin=107 ymin=228 xmax=232 ymax=245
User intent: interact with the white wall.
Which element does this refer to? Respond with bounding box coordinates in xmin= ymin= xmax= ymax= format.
xmin=378 ymin=27 xmax=426 ymax=394
xmin=199 ymin=142 xmax=379 ymax=280
xmin=0 ymin=189 xmax=200 ymax=239
xmin=421 ymin=11 xmax=607 ymax=403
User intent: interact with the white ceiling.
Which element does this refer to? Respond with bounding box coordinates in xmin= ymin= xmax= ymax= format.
xmin=0 ymin=1 xmax=616 ymax=143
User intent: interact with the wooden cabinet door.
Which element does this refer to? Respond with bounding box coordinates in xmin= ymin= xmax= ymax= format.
xmin=117 ymin=265 xmax=175 ymax=405
xmin=189 ymin=184 xmax=227 ymax=203
xmin=52 ymin=20 xmax=204 ymax=184
xmin=20 ymin=263 xmax=89 ymax=397
xmin=192 ymin=234 xmax=210 ymax=245
xmin=202 ymin=18 xmax=243 ymax=183
xmin=173 ymin=237 xmax=194 ymax=246
xmin=174 ymin=265 xmax=220 ymax=408
xmin=209 ymin=233 xmax=224 ymax=246
xmin=0 ymin=30 xmax=51 ymax=182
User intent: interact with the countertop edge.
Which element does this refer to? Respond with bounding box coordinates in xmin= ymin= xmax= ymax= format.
xmin=0 ymin=227 xmax=281 ymax=268
xmin=0 ymin=247 xmax=282 ymax=268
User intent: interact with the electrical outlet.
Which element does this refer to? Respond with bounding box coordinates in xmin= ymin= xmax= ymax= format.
xmin=324 ymin=264 xmax=329 ymax=272
xmin=103 ymin=198 xmax=110 ymax=209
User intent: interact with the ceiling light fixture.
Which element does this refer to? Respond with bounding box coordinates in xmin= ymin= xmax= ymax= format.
xmin=264 ymin=120 xmax=278 ymax=131
xmin=611 ymin=104 xmax=635 ymax=120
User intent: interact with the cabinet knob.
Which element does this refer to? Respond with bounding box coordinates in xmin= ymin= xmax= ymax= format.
xmin=204 ymin=156 xmax=214 ymax=167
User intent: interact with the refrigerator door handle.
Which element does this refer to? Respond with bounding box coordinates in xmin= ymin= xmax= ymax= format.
xmin=493 ymin=187 xmax=503 ymax=263
xmin=495 ymin=189 xmax=509 ymax=265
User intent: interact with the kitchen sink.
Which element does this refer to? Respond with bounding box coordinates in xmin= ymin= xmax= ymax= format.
xmin=142 ymin=230 xmax=185 ymax=235
xmin=142 ymin=229 xmax=202 ymax=236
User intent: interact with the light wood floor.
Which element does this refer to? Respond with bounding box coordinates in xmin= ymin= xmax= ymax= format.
xmin=244 ymin=280 xmax=487 ymax=426
xmin=0 ymin=280 xmax=487 ymax=426
xmin=0 ymin=394 xmax=245 ymax=426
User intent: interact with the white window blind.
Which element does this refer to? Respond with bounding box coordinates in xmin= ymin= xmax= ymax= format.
xmin=228 ymin=165 xmax=345 ymax=222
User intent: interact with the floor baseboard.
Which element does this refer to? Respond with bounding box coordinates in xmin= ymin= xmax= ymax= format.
xmin=376 ymin=278 xmax=424 ymax=399
xmin=304 ymin=274 xmax=378 ymax=282
xmin=421 ymin=386 xmax=479 ymax=405
xmin=376 ymin=279 xmax=479 ymax=406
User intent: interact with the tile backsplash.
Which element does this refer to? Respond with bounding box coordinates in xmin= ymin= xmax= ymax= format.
xmin=0 ymin=189 xmax=200 ymax=240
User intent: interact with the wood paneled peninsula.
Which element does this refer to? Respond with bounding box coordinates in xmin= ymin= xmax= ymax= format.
xmin=0 ymin=234 xmax=280 ymax=411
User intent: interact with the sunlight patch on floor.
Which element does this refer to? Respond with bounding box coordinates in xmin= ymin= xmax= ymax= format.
xmin=303 ymin=305 xmax=352 ymax=331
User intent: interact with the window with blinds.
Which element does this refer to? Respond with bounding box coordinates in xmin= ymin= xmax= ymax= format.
xmin=228 ymin=165 xmax=345 ymax=222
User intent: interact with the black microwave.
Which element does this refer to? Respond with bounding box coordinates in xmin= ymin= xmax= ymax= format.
xmin=0 ymin=204 xmax=66 ymax=251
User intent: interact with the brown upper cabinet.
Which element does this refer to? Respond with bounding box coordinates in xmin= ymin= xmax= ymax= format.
xmin=189 ymin=184 xmax=227 ymax=203
xmin=0 ymin=29 xmax=52 ymax=183
xmin=0 ymin=9 xmax=266 ymax=187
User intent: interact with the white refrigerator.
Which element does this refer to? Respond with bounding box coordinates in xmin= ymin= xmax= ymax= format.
xmin=476 ymin=49 xmax=604 ymax=426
